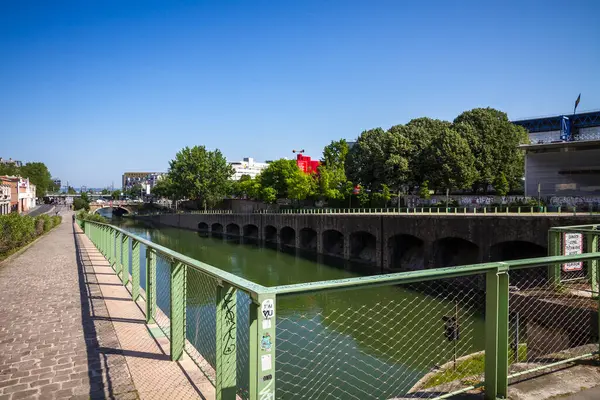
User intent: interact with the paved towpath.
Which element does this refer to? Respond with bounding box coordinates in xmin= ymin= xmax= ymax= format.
xmin=0 ymin=213 xmax=208 ymax=399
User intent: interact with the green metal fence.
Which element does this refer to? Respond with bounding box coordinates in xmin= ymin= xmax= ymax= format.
xmin=77 ymin=218 xmax=600 ymax=400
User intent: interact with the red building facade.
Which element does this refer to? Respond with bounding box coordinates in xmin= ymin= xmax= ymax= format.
xmin=295 ymin=154 xmax=320 ymax=174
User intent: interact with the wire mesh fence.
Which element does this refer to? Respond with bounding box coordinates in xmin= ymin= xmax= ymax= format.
xmin=79 ymin=219 xmax=600 ymax=400
xmin=276 ymin=275 xmax=487 ymax=400
xmin=508 ymin=265 xmax=598 ymax=381
xmin=185 ymin=267 xmax=218 ymax=382
xmin=155 ymin=250 xmax=172 ymax=338
xmin=236 ymin=290 xmax=252 ymax=400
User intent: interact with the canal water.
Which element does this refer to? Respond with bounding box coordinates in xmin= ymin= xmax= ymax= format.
xmin=109 ymin=216 xmax=485 ymax=399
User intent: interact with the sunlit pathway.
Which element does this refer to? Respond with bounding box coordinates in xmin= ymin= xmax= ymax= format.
xmin=0 ymin=213 xmax=208 ymax=399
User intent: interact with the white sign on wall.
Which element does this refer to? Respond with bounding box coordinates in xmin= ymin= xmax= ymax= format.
xmin=563 ymin=233 xmax=583 ymax=272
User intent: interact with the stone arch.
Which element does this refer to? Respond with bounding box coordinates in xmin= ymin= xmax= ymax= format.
xmin=198 ymin=222 xmax=209 ymax=231
xmin=323 ymin=230 xmax=344 ymax=257
xmin=490 ymin=240 xmax=548 ymax=287
xmin=211 ymin=223 xmax=223 ymax=234
xmin=243 ymin=224 xmax=259 ymax=238
xmin=350 ymin=231 xmax=377 ymax=263
xmin=280 ymin=226 xmax=296 ymax=247
xmin=299 ymin=228 xmax=318 ymax=251
xmin=432 ymin=237 xmax=479 ymax=268
xmin=388 ymin=234 xmax=425 ymax=272
xmin=489 ymin=241 xmax=547 ymax=262
xmin=226 ymin=223 xmax=240 ymax=236
xmin=264 ymin=225 xmax=277 ymax=243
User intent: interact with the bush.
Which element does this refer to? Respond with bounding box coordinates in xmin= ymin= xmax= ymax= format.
xmin=35 ymin=214 xmax=52 ymax=233
xmin=0 ymin=212 xmax=62 ymax=256
xmin=73 ymin=197 xmax=90 ymax=211
xmin=0 ymin=213 xmax=36 ymax=254
xmin=76 ymin=211 xmax=107 ymax=230
xmin=51 ymin=216 xmax=62 ymax=227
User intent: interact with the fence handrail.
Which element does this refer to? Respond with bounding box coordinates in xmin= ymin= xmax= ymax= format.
xmin=80 ymin=219 xmax=271 ymax=299
xmin=271 ymin=252 xmax=600 ymax=297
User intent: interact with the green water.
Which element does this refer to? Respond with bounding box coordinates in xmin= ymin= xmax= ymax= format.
xmin=114 ymin=218 xmax=485 ymax=399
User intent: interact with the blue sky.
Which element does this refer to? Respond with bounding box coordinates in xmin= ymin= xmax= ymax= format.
xmin=1 ymin=0 xmax=599 ymax=188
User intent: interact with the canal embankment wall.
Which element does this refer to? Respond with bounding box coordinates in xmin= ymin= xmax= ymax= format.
xmin=135 ymin=213 xmax=600 ymax=272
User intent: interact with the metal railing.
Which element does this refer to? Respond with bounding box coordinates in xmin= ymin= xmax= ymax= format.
xmin=136 ymin=206 xmax=567 ymax=216
xmin=77 ymin=218 xmax=600 ymax=400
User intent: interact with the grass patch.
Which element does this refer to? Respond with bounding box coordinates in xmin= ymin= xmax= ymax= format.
xmin=422 ymin=353 xmax=485 ymax=389
xmin=422 ymin=344 xmax=527 ymax=389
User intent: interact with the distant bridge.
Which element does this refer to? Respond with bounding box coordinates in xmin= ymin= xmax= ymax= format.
xmin=89 ymin=201 xmax=142 ymax=214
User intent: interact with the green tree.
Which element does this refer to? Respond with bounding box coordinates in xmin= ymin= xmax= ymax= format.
xmin=422 ymin=128 xmax=478 ymax=192
xmin=168 ymin=146 xmax=234 ymax=208
xmin=287 ymin=171 xmax=317 ymax=202
xmin=260 ymin=187 xmax=277 ymax=204
xmin=67 ymin=186 xmax=77 ymax=195
xmin=20 ymin=162 xmax=53 ymax=197
xmin=493 ymin=172 xmax=510 ymax=196
xmin=101 ymin=189 xmax=110 ymax=195
xmin=391 ymin=118 xmax=452 ymax=188
xmin=258 ymin=159 xmax=302 ymax=199
xmin=80 ymin=192 xmax=90 ymax=203
xmin=111 ymin=190 xmax=121 ymax=200
xmin=125 ymin=183 xmax=143 ymax=199
xmin=318 ymin=139 xmax=350 ymax=201
xmin=152 ymin=177 xmax=174 ymax=200
xmin=73 ymin=198 xmax=90 ymax=211
xmin=345 ymin=128 xmax=410 ymax=192
xmin=419 ymin=181 xmax=431 ymax=200
xmin=453 ymin=108 xmax=528 ymax=192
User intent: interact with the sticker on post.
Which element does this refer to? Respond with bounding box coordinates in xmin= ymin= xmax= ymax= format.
xmin=261 ymin=333 xmax=272 ymax=352
xmin=261 ymin=299 xmax=274 ymax=319
xmin=261 ymin=354 xmax=272 ymax=371
xmin=262 ymin=319 xmax=271 ymax=329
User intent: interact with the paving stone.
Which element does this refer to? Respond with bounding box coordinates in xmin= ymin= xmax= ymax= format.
xmin=0 ymin=214 xmax=209 ymax=399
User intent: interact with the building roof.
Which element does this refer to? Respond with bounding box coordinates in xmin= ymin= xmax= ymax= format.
xmin=513 ymin=110 xmax=600 ymax=133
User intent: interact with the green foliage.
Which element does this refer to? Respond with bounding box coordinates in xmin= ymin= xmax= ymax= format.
xmin=493 ymin=172 xmax=510 ymax=196
xmin=346 ymin=127 xmax=411 ymax=192
xmin=111 ymin=190 xmax=121 ymax=200
xmin=419 ymin=181 xmax=431 ymax=200
xmin=422 ymin=353 xmax=485 ymax=389
xmin=423 ymin=128 xmax=478 ymax=191
xmin=151 ymin=177 xmax=174 ymax=199
xmin=77 ymin=210 xmax=107 ymax=223
xmin=80 ymin=192 xmax=90 ymax=203
xmin=0 ymin=161 xmax=54 ymax=197
xmin=453 ymin=108 xmax=528 ymax=192
xmin=168 ymin=145 xmax=234 ymax=207
xmin=261 ymin=187 xmax=277 ymax=204
xmin=67 ymin=186 xmax=77 ymax=194
xmin=34 ymin=214 xmax=52 ymax=234
xmin=259 ymin=159 xmax=304 ymax=199
xmin=101 ymin=189 xmax=110 ymax=195
xmin=124 ymin=183 xmax=143 ymax=199
xmin=73 ymin=197 xmax=90 ymax=211
xmin=0 ymin=212 xmax=60 ymax=256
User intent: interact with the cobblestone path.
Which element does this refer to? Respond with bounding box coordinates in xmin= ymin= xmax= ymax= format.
xmin=0 ymin=213 xmax=137 ymax=399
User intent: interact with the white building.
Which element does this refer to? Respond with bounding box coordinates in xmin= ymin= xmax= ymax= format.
xmin=229 ymin=158 xmax=270 ymax=180
xmin=0 ymin=183 xmax=11 ymax=215
xmin=18 ymin=178 xmax=36 ymax=213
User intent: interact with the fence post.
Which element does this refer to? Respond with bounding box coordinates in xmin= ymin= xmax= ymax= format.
xmin=122 ymin=235 xmax=130 ymax=286
xmin=587 ymin=234 xmax=599 ymax=295
xmin=146 ymin=248 xmax=157 ymax=323
xmin=170 ymin=261 xmax=186 ymax=361
xmin=216 ymin=282 xmax=238 ymax=399
xmin=131 ymin=240 xmax=141 ymax=301
xmin=548 ymin=230 xmax=562 ymax=287
xmin=249 ymin=293 xmax=276 ymax=400
xmin=115 ymin=232 xmax=122 ymax=274
xmin=485 ymin=266 xmax=509 ymax=400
